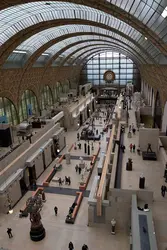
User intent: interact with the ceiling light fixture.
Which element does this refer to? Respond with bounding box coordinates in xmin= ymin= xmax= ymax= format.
xmin=13 ymin=50 xmax=27 ymax=54
xmin=42 ymin=53 xmax=49 ymax=56
xmin=161 ymin=7 xmax=167 ymax=18
xmin=145 ymin=37 xmax=148 ymax=40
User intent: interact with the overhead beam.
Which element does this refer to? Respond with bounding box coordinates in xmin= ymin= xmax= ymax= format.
xmin=0 ymin=0 xmax=167 ymax=55
xmin=0 ymin=19 xmax=156 ymax=67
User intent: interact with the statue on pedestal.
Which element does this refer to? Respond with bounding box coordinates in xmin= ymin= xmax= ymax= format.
xmin=26 ymin=195 xmax=45 ymax=241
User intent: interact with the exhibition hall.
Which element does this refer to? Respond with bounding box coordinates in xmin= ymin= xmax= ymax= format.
xmin=1 ymin=1 xmax=167 ymax=250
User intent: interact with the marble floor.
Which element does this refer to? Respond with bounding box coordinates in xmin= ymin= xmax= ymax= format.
xmin=0 ymin=193 xmax=129 ymax=250
xmin=0 ymin=109 xmax=130 ymax=250
xmin=121 ymin=106 xmax=167 ymax=250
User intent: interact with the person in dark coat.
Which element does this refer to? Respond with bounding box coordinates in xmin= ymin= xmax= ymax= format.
xmin=68 ymin=241 xmax=74 ymax=250
xmin=82 ymin=244 xmax=88 ymax=250
xmin=78 ymin=167 xmax=82 ymax=175
xmin=132 ymin=128 xmax=136 ymax=135
xmin=133 ymin=144 xmax=136 ymax=153
xmin=68 ymin=177 xmax=71 ymax=185
xmin=7 ymin=228 xmax=13 ymax=238
xmin=161 ymin=185 xmax=167 ymax=197
xmin=54 ymin=206 xmax=58 ymax=216
xmin=59 ymin=177 xmax=62 ymax=186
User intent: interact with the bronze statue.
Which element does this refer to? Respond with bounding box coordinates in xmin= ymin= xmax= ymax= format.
xmin=26 ymin=194 xmax=45 ymax=241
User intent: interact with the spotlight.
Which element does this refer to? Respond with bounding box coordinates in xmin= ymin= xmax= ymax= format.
xmin=89 ymin=109 xmax=91 ymax=112
xmin=77 ymin=123 xmax=80 ymax=126
xmin=8 ymin=205 xmax=13 ymax=214
xmin=57 ymin=149 xmax=60 ymax=153
xmin=145 ymin=37 xmax=147 ymax=40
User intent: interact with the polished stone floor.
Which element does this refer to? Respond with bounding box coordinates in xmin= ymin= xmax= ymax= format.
xmin=0 ymin=109 xmax=130 ymax=250
xmin=1 ymin=105 xmax=167 ymax=250
xmin=121 ymin=106 xmax=167 ymax=250
xmin=0 ymin=193 xmax=129 ymax=250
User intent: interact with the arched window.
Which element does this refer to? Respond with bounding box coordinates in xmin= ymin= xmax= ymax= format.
xmin=53 ymin=84 xmax=58 ymax=103
xmin=41 ymin=85 xmax=53 ymax=110
xmin=56 ymin=82 xmax=63 ymax=96
xmin=19 ymin=90 xmax=38 ymax=121
xmin=63 ymin=80 xmax=70 ymax=93
xmin=0 ymin=97 xmax=18 ymax=125
xmin=154 ymin=91 xmax=162 ymax=129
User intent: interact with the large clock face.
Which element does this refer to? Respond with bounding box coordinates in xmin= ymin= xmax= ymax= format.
xmin=104 ymin=70 xmax=115 ymax=82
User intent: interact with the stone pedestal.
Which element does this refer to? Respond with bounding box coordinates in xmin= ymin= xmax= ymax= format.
xmin=30 ymin=222 xmax=45 ymax=241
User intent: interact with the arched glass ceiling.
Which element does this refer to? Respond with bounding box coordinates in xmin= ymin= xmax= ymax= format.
xmin=106 ymin=0 xmax=167 ymax=41
xmin=76 ymin=47 xmax=141 ymax=66
xmin=45 ymin=36 xmax=144 ymax=62
xmin=15 ymin=25 xmax=143 ymax=56
xmin=10 ymin=24 xmax=155 ymax=65
xmin=54 ymin=40 xmax=147 ymax=66
xmin=58 ymin=44 xmax=144 ymax=66
xmin=0 ymin=1 xmax=160 ymax=61
xmin=73 ymin=47 xmax=139 ymax=65
xmin=82 ymin=50 xmax=136 ymax=68
xmin=1 ymin=1 xmax=167 ymax=43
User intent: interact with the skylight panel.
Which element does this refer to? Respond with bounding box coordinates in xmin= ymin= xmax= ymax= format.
xmin=161 ymin=7 xmax=167 ymax=18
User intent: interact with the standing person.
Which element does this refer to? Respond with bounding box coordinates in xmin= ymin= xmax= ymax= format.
xmin=129 ymin=143 xmax=133 ymax=152
xmin=133 ymin=144 xmax=136 ymax=153
xmin=68 ymin=241 xmax=74 ymax=250
xmin=111 ymin=218 xmax=116 ymax=235
xmin=96 ymin=129 xmax=98 ymax=135
xmin=129 ymin=125 xmax=132 ymax=132
xmin=68 ymin=177 xmax=71 ymax=185
xmin=75 ymin=164 xmax=79 ymax=173
xmin=161 ymin=185 xmax=166 ymax=197
xmin=7 ymin=228 xmax=13 ymax=238
xmin=121 ymin=145 xmax=125 ymax=153
xmin=77 ymin=133 xmax=80 ymax=141
xmin=65 ymin=176 xmax=68 ymax=185
xmin=54 ymin=206 xmax=58 ymax=216
xmin=82 ymin=244 xmax=88 ymax=250
xmin=132 ymin=128 xmax=136 ymax=135
xmin=78 ymin=167 xmax=82 ymax=175
xmin=58 ymin=177 xmax=62 ymax=186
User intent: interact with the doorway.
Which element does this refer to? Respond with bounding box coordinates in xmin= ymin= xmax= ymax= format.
xmin=92 ymin=101 xmax=95 ymax=112
xmin=80 ymin=113 xmax=83 ymax=126
xmin=87 ymin=106 xmax=90 ymax=118
xmin=51 ymin=145 xmax=55 ymax=160
xmin=153 ymin=91 xmax=162 ymax=129
xmin=28 ymin=165 xmax=36 ymax=186
xmin=19 ymin=177 xmax=28 ymax=196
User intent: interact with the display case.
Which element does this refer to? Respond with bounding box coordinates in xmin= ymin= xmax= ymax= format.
xmin=25 ymin=149 xmax=44 ymax=182
xmin=40 ymin=139 xmax=54 ymax=169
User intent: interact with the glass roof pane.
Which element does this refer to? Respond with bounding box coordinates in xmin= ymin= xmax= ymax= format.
xmin=107 ymin=0 xmax=167 ymax=40
xmin=53 ymin=40 xmax=147 ymax=65
xmin=0 ymin=1 xmax=155 ymax=56
xmin=0 ymin=1 xmax=163 ymax=64
xmin=11 ymin=24 xmax=152 ymax=65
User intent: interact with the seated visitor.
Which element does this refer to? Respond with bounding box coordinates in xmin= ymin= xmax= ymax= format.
xmin=143 ymin=204 xmax=149 ymax=212
xmin=137 ymin=204 xmax=149 ymax=212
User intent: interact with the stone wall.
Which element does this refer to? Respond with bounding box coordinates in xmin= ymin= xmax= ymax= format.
xmin=140 ymin=64 xmax=167 ymax=109
xmin=0 ymin=66 xmax=82 ymax=114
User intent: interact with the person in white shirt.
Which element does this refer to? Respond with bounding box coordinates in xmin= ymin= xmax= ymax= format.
xmin=111 ymin=218 xmax=116 ymax=235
